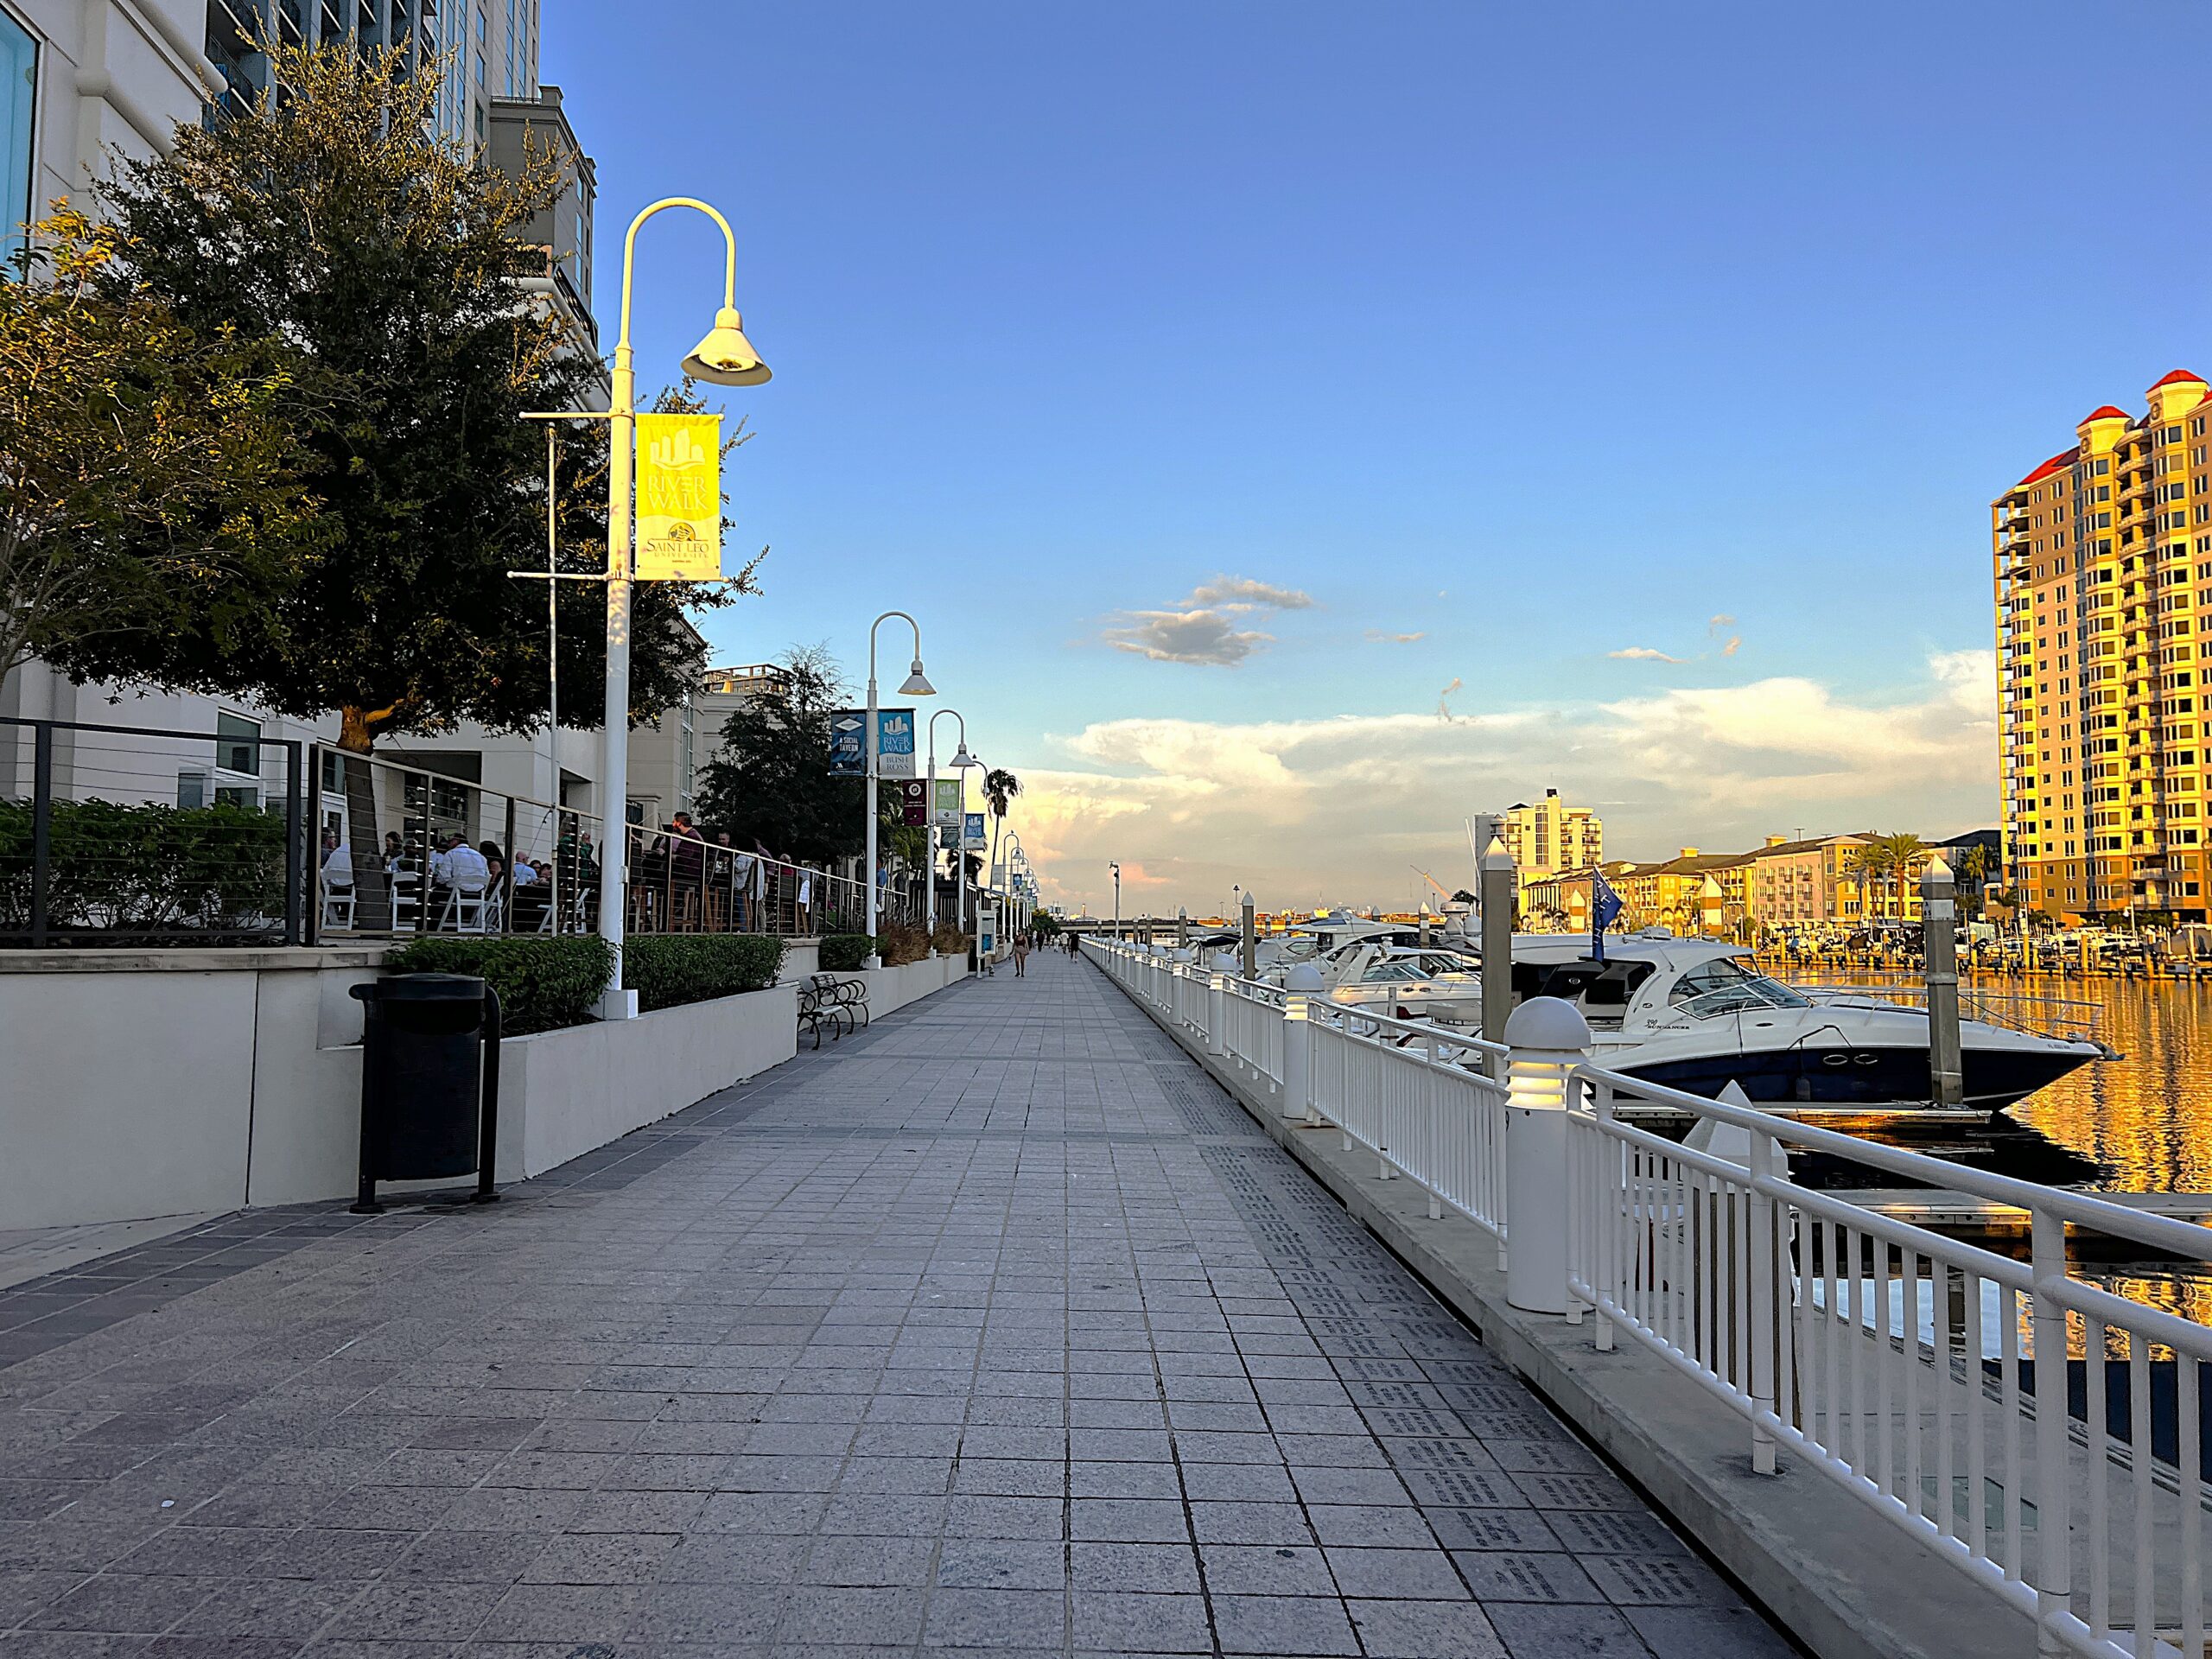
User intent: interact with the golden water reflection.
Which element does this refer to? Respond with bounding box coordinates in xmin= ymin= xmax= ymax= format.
xmin=1789 ymin=969 xmax=2212 ymax=1326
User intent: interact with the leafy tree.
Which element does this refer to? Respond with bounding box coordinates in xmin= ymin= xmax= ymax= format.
xmin=696 ymin=645 xmax=864 ymax=865
xmin=48 ymin=41 xmax=742 ymax=752
xmin=0 ymin=208 xmax=313 ymax=681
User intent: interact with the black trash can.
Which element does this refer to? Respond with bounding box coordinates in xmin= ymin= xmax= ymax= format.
xmin=348 ymin=973 xmax=503 ymax=1212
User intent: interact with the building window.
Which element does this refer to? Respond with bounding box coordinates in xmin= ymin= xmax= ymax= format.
xmin=216 ymin=711 xmax=261 ymax=777
xmin=0 ymin=5 xmax=33 ymax=274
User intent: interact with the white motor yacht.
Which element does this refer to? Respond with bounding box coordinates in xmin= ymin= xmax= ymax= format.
xmin=1317 ymin=943 xmax=1487 ymax=1024
xmin=1502 ymin=934 xmax=2107 ymax=1111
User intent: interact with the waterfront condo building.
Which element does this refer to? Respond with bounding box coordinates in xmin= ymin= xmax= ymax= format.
xmin=1996 ymin=370 xmax=2212 ymax=924
xmin=1499 ymin=789 xmax=1602 ymax=900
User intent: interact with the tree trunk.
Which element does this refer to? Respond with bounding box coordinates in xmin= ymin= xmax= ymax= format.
xmin=335 ymin=706 xmax=394 ymax=932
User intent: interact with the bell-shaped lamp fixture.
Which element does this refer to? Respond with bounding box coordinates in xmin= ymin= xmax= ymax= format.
xmin=951 ymin=741 xmax=981 ymax=770
xmin=683 ymin=308 xmax=772 ymax=386
xmin=899 ymin=659 xmax=936 ymax=696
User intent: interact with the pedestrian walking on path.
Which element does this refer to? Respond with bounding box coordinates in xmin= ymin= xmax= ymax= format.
xmin=1013 ymin=931 xmax=1030 ymax=976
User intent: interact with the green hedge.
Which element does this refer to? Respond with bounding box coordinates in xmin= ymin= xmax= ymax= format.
xmin=817 ymin=932 xmax=880 ymax=972
xmin=385 ymin=935 xmax=613 ymax=1034
xmin=624 ymin=934 xmax=786 ymax=1012
xmin=0 ymin=798 xmax=287 ymax=936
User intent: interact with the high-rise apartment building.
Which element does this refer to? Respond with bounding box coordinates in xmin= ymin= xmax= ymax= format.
xmin=1499 ymin=788 xmax=1602 ymax=897
xmin=1996 ymin=369 xmax=2212 ymax=924
xmin=207 ymin=0 xmax=537 ymax=150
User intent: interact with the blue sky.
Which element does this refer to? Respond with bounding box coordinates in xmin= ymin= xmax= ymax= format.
xmin=547 ymin=2 xmax=2212 ymax=914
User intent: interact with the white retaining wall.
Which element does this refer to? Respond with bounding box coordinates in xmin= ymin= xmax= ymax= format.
xmin=855 ymin=952 xmax=969 ymax=1019
xmin=0 ymin=950 xmax=801 ymax=1230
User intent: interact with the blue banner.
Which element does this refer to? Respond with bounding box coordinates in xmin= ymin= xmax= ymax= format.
xmin=1591 ymin=869 xmax=1623 ymax=963
xmin=963 ymin=811 xmax=987 ymax=850
xmin=828 ymin=710 xmax=866 ymax=777
xmin=874 ymin=709 xmax=916 ymax=778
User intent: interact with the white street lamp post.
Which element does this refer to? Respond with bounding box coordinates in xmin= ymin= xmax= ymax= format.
xmin=865 ymin=611 xmax=933 ymax=963
xmin=596 ymin=196 xmax=769 ymax=1019
xmin=1111 ymin=861 xmax=1121 ymax=938
xmin=926 ymin=710 xmax=978 ymax=940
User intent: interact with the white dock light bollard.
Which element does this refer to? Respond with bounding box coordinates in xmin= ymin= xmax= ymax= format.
xmin=1281 ymin=961 xmax=1323 ymax=1118
xmin=1503 ymin=996 xmax=1592 ymax=1315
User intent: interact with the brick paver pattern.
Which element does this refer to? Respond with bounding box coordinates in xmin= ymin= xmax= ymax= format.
xmin=0 ymin=950 xmax=1794 ymax=1656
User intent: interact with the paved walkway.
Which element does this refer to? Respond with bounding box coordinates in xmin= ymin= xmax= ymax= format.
xmin=0 ymin=952 xmax=1791 ymax=1656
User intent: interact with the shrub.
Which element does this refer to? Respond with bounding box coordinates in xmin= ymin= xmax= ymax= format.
xmin=384 ymin=935 xmax=613 ymax=1034
xmin=879 ymin=920 xmax=931 ymax=966
xmin=818 ymin=932 xmax=879 ymax=972
xmin=931 ymin=922 xmax=969 ymax=957
xmin=0 ymin=797 xmax=287 ymax=938
xmin=624 ymin=934 xmax=786 ymax=1012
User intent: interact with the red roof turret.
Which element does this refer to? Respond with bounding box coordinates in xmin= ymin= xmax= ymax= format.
xmin=2151 ymin=369 xmax=2206 ymax=389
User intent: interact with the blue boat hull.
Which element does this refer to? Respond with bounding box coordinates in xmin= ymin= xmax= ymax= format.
xmin=1614 ymin=1042 xmax=2093 ymax=1111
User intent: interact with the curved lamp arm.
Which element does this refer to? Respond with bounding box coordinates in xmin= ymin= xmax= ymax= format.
xmin=618 ymin=196 xmax=739 ymax=353
xmin=869 ymin=608 xmax=923 ymax=683
xmin=928 ymin=707 xmax=968 ymax=765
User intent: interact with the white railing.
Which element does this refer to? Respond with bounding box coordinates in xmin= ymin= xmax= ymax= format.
xmin=1220 ymin=974 xmax=1286 ymax=1092
xmin=1078 ymin=937 xmax=2212 ymax=1657
xmin=1306 ymin=1001 xmax=1511 ymax=1255
xmin=1570 ymin=1065 xmax=2211 ymax=1659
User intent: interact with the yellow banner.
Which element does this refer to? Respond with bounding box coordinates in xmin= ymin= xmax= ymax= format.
xmin=634 ymin=413 xmax=722 ymax=580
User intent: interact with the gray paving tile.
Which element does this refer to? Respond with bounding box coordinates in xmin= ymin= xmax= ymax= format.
xmin=0 ymin=958 xmax=1780 ymax=1659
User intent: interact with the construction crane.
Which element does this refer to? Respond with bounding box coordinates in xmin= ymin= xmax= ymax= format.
xmin=1409 ymin=865 xmax=1457 ymax=902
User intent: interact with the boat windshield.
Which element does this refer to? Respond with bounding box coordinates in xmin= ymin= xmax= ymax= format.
xmin=1666 ymin=957 xmax=1810 ymax=1016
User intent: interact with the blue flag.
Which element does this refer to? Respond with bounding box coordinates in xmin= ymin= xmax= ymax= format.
xmin=1591 ymin=870 xmax=1623 ymax=963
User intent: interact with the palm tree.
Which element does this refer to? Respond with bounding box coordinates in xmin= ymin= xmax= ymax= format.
xmin=1878 ymin=832 xmax=1927 ymax=924
xmin=1842 ymin=842 xmax=1889 ymax=922
xmin=1954 ymin=842 xmax=1992 ymax=917
xmin=983 ymin=768 xmax=1021 ymax=890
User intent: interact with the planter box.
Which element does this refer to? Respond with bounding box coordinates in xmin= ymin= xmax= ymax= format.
xmin=780 ymin=938 xmax=820 ymax=981
xmin=855 ymin=952 xmax=969 ymax=1020
xmin=498 ymin=984 xmax=797 ymax=1179
xmin=1 ymin=950 xmax=799 ymax=1229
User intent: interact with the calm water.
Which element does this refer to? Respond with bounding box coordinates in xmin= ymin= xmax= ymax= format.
xmin=1788 ymin=969 xmax=2212 ymax=1324
xmin=1789 ymin=968 xmax=2212 ymax=1194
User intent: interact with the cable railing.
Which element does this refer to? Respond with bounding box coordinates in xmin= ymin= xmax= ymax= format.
xmin=1080 ymin=935 xmax=2212 ymax=1657
xmin=2 ymin=715 xmax=305 ymax=947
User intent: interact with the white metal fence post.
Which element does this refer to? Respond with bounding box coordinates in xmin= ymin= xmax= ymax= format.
xmin=1748 ymin=1127 xmax=1780 ymax=1475
xmin=1206 ymin=968 xmax=1227 ymax=1056
xmin=1504 ymin=998 xmax=1591 ymax=1316
xmin=2029 ymin=1207 xmax=2073 ymax=1656
xmin=1592 ymin=1075 xmax=1617 ymax=1351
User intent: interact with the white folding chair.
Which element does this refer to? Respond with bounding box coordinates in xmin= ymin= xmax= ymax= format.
xmin=321 ymin=874 xmax=356 ymax=929
xmin=442 ymin=882 xmax=489 ymax=934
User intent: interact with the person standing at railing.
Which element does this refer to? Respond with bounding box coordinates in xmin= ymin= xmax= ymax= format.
xmin=668 ymin=813 xmax=707 ymax=931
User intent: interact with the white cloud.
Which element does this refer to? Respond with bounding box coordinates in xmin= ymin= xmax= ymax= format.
xmin=1365 ymin=628 xmax=1426 ymax=644
xmin=1709 ymin=613 xmax=1736 ymax=630
xmin=1185 ymin=576 xmax=1313 ymax=613
xmin=1103 ymin=608 xmax=1274 ymax=666
xmin=1017 ymin=652 xmax=1999 ymax=915
xmin=1101 ymin=575 xmax=1314 ymax=666
xmin=1720 ymin=636 xmax=1741 ymax=658
xmin=1437 ymin=677 xmax=1462 ymax=720
xmin=1610 ymin=646 xmax=1687 ymax=663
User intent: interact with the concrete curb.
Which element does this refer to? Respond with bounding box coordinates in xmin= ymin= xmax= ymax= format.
xmin=1106 ymin=964 xmax=2037 ymax=1659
